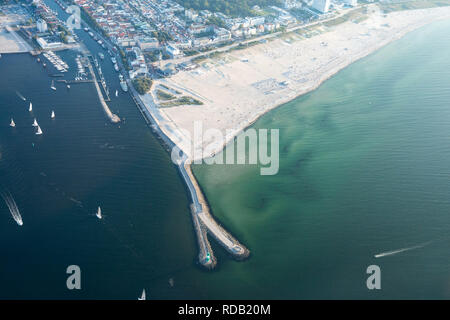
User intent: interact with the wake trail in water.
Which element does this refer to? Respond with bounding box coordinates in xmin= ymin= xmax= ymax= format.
xmin=0 ymin=191 xmax=23 ymax=226
xmin=15 ymin=91 xmax=26 ymax=101
xmin=374 ymin=241 xmax=432 ymax=258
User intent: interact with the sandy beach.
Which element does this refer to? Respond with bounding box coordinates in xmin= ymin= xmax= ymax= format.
xmin=0 ymin=15 xmax=32 ymax=54
xmin=139 ymin=4 xmax=450 ymax=162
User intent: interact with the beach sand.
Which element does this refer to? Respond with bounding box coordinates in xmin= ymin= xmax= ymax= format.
xmin=141 ymin=4 xmax=450 ymax=161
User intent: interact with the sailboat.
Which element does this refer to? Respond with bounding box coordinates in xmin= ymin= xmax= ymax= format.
xmin=51 ymin=80 xmax=56 ymax=91
xmin=51 ymin=111 xmax=55 ymax=119
xmin=10 ymin=118 xmax=16 ymax=127
xmin=32 ymin=118 xmax=38 ymax=127
xmin=115 ymin=89 xmax=118 ymax=97
xmin=35 ymin=125 xmax=43 ymax=135
xmin=29 ymin=102 xmax=32 ymax=112
xmin=138 ymin=289 xmax=146 ymax=300
xmin=96 ymin=206 xmax=102 ymax=219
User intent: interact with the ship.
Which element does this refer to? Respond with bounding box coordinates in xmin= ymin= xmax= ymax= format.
xmin=88 ymin=31 xmax=94 ymax=37
xmin=36 ymin=125 xmax=43 ymax=135
xmin=84 ymin=27 xmax=89 ymax=32
xmin=99 ymin=53 xmax=104 ymax=60
xmin=96 ymin=206 xmax=102 ymax=219
xmin=138 ymin=289 xmax=146 ymax=300
xmin=114 ymin=63 xmax=119 ymax=72
xmin=119 ymin=74 xmax=128 ymax=92
xmin=10 ymin=118 xmax=15 ymax=127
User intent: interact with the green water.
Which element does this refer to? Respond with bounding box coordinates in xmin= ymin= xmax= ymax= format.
xmin=193 ymin=18 xmax=450 ymax=299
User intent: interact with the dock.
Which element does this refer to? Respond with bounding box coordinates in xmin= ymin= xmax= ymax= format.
xmin=85 ymin=55 xmax=120 ymax=123
xmin=128 ymin=82 xmax=249 ymax=269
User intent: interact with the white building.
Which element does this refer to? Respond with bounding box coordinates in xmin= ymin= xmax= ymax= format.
xmin=312 ymin=0 xmax=331 ymax=13
xmin=343 ymin=0 xmax=357 ymax=6
xmin=165 ymin=43 xmax=181 ymax=58
xmin=37 ymin=19 xmax=47 ymax=33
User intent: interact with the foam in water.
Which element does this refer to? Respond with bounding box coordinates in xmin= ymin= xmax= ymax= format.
xmin=1 ymin=191 xmax=23 ymax=226
xmin=374 ymin=242 xmax=432 ymax=258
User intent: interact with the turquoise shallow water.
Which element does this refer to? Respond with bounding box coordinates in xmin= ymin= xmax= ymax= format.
xmin=1 ymin=0 xmax=450 ymax=299
xmin=193 ymin=18 xmax=450 ymax=299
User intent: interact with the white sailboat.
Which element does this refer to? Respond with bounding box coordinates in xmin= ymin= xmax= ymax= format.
xmin=51 ymin=111 xmax=55 ymax=119
xmin=138 ymin=289 xmax=146 ymax=300
xmin=35 ymin=125 xmax=43 ymax=135
xmin=96 ymin=206 xmax=102 ymax=219
xmin=10 ymin=118 xmax=16 ymax=127
xmin=32 ymin=118 xmax=38 ymax=127
xmin=29 ymin=102 xmax=32 ymax=112
xmin=51 ymin=80 xmax=56 ymax=91
xmin=115 ymin=90 xmax=118 ymax=97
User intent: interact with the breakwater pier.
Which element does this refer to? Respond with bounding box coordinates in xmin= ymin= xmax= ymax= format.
xmin=86 ymin=54 xmax=119 ymax=123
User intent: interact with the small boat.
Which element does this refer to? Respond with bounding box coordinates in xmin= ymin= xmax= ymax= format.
xmin=29 ymin=102 xmax=32 ymax=112
xmin=37 ymin=57 xmax=40 ymax=62
xmin=43 ymin=63 xmax=46 ymax=68
xmin=99 ymin=53 xmax=104 ymax=60
xmin=138 ymin=289 xmax=146 ymax=300
xmin=10 ymin=118 xmax=15 ymax=127
xmin=96 ymin=206 xmax=102 ymax=219
xmin=51 ymin=111 xmax=55 ymax=119
xmin=67 ymin=84 xmax=70 ymax=89
xmin=32 ymin=118 xmax=38 ymax=127
xmin=114 ymin=63 xmax=119 ymax=72
xmin=35 ymin=125 xmax=43 ymax=135
xmin=51 ymin=80 xmax=56 ymax=91
xmin=115 ymin=90 xmax=118 ymax=97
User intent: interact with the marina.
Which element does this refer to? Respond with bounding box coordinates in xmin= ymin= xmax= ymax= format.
xmin=42 ymin=51 xmax=69 ymax=72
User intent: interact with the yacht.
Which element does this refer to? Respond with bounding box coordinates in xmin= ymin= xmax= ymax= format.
xmin=96 ymin=206 xmax=102 ymax=219
xmin=119 ymin=74 xmax=128 ymax=92
xmin=36 ymin=125 xmax=43 ymax=135
xmin=138 ymin=289 xmax=146 ymax=300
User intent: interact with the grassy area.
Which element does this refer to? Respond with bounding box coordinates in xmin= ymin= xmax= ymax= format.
xmin=379 ymin=0 xmax=450 ymax=12
xmin=159 ymin=96 xmax=203 ymax=108
xmin=159 ymin=84 xmax=181 ymax=94
xmin=156 ymin=89 xmax=176 ymax=101
xmin=322 ymin=7 xmax=367 ymax=28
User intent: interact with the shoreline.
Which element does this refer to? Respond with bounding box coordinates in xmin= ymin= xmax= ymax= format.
xmin=134 ymin=4 xmax=450 ymax=269
xmin=149 ymin=4 xmax=450 ymax=162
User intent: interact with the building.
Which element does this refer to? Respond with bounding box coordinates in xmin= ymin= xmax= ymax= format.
xmin=165 ymin=43 xmax=181 ymax=58
xmin=137 ymin=37 xmax=159 ymax=51
xmin=343 ymin=0 xmax=357 ymax=6
xmin=312 ymin=0 xmax=331 ymax=13
xmin=36 ymin=19 xmax=47 ymax=33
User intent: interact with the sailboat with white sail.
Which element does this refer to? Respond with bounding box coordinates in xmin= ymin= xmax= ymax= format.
xmin=51 ymin=111 xmax=55 ymax=119
xmin=29 ymin=102 xmax=32 ymax=112
xmin=138 ymin=289 xmax=146 ymax=300
xmin=35 ymin=125 xmax=43 ymax=135
xmin=10 ymin=118 xmax=16 ymax=127
xmin=96 ymin=206 xmax=102 ymax=219
xmin=32 ymin=118 xmax=38 ymax=127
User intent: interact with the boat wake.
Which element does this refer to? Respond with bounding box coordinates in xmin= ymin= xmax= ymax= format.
xmin=15 ymin=91 xmax=26 ymax=101
xmin=0 ymin=190 xmax=23 ymax=226
xmin=374 ymin=242 xmax=432 ymax=258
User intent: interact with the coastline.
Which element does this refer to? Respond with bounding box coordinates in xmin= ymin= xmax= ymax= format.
xmin=146 ymin=4 xmax=450 ymax=162
xmin=132 ymin=4 xmax=450 ymax=269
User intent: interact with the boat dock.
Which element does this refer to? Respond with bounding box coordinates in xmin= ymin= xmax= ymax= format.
xmin=128 ymin=82 xmax=249 ymax=269
xmin=86 ymin=54 xmax=120 ymax=123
